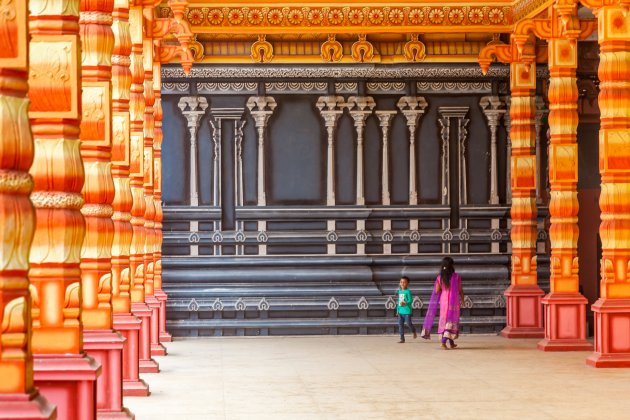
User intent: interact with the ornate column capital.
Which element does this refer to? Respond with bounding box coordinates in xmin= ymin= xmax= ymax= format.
xmin=178 ymin=96 xmax=209 ymax=128
xmin=396 ymin=96 xmax=428 ymax=129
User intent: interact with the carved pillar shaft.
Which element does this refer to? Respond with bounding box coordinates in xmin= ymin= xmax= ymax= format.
xmin=0 ymin=2 xmax=54 ymax=416
xmin=153 ymin=58 xmax=171 ymax=343
xmin=502 ymin=61 xmax=544 ymax=339
xmin=438 ymin=116 xmax=450 ymax=206
xmin=79 ymin=0 xmax=115 ymax=331
xmin=586 ymin=4 xmax=630 ymax=367
xmin=28 ymin=0 xmax=100 ymax=417
xmin=316 ymin=96 xmax=344 ymax=206
xmin=538 ymin=36 xmax=591 ymax=352
xmin=111 ymin=0 xmax=148 ymax=398
xmin=480 ymin=96 xmax=505 ymax=205
xmin=178 ymin=97 xmax=209 ymax=207
xmin=347 ymin=96 xmax=375 ymax=206
xmin=247 ymin=96 xmax=277 ymax=207
xmin=397 ymin=97 xmax=428 ymax=205
xmin=375 ymin=111 xmax=396 ymax=205
xmin=503 ymin=97 xmax=513 ymax=204
xmin=534 ymin=96 xmax=548 ymax=204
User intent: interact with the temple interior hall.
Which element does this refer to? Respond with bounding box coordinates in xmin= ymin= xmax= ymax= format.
xmin=2 ymin=0 xmax=630 ymax=419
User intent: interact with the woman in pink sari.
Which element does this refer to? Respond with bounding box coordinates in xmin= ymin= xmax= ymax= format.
xmin=421 ymin=257 xmax=464 ymax=349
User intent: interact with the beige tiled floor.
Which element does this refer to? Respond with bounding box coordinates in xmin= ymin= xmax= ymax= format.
xmin=125 ymin=335 xmax=630 ymax=420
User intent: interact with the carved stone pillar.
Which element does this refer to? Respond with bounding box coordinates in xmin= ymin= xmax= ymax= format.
xmin=534 ymin=96 xmax=548 ymax=205
xmin=538 ymin=34 xmax=591 ymax=352
xmin=79 ymin=0 xmax=131 ymax=416
xmin=503 ymin=61 xmax=544 ymax=339
xmin=346 ymin=96 xmax=375 ymax=206
xmin=128 ymin=4 xmax=157 ymax=375
xmin=153 ymin=59 xmax=171 ymax=344
xmin=375 ymin=111 xmax=396 ymax=206
xmin=397 ymin=96 xmax=428 ymax=206
xmin=375 ymin=111 xmax=396 ymax=255
xmin=246 ymin=96 xmax=277 ymax=207
xmin=480 ymin=96 xmax=506 ymax=205
xmin=178 ymin=97 xmax=208 ymax=207
xmin=111 ymin=0 xmax=148 ymax=398
xmin=28 ymin=1 xmax=101 ymax=418
xmin=438 ymin=106 xmax=470 ymax=207
xmin=316 ymin=96 xmax=344 ymax=207
xmin=0 ymin=0 xmax=55 ymax=417
xmin=583 ymin=2 xmax=630 ymax=367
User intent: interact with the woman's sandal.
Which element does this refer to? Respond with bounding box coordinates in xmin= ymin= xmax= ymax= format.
xmin=441 ymin=343 xmax=449 ymax=350
xmin=449 ymin=342 xmax=458 ymax=349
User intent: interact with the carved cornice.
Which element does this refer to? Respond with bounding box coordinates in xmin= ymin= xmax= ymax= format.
xmin=157 ymin=4 xmax=513 ymax=34
xmin=162 ymin=63 xmax=512 ymax=79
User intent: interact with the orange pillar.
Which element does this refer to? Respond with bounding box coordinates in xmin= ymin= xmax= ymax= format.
xmin=142 ymin=14 xmax=166 ymax=358
xmin=0 ymin=0 xmax=56 ymax=416
xmin=28 ymin=1 xmax=101 ymax=418
xmin=502 ymin=61 xmax=545 ymax=338
xmin=112 ymin=0 xmax=150 ymax=396
xmin=78 ymin=0 xmax=132 ymax=416
xmin=585 ymin=2 xmax=630 ymax=367
xmin=129 ymin=4 xmax=159 ymax=374
xmin=538 ymin=33 xmax=591 ymax=351
xmin=153 ymin=58 xmax=172 ymax=344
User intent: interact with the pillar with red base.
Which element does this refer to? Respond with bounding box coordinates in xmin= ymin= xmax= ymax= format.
xmin=522 ymin=5 xmax=594 ymax=351
xmin=28 ymin=0 xmax=101 ymax=417
xmin=112 ymin=0 xmax=151 ymax=397
xmin=128 ymin=4 xmax=159 ymax=375
xmin=0 ymin=1 xmax=56 ymax=417
xmin=582 ymin=2 xmax=630 ymax=367
xmin=503 ymin=59 xmax=545 ymax=339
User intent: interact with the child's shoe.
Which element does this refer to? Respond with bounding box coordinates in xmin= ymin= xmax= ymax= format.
xmin=398 ymin=338 xmax=405 ymax=344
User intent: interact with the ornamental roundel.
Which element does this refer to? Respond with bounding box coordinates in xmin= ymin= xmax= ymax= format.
xmin=166 ymin=5 xmax=513 ymax=30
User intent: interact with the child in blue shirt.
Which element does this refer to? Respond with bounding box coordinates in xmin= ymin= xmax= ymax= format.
xmin=396 ymin=276 xmax=417 ymax=343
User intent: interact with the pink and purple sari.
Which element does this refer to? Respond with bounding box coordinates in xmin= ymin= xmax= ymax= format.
xmin=421 ymin=273 xmax=461 ymax=340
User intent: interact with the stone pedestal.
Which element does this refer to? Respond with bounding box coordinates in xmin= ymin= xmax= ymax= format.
xmin=538 ymin=293 xmax=592 ymax=351
xmin=132 ymin=303 xmax=159 ymax=373
xmin=114 ymin=313 xmax=150 ymax=397
xmin=147 ymin=295 xmax=167 ymax=356
xmin=34 ymin=354 xmax=101 ymax=420
xmin=155 ymin=289 xmax=172 ymax=342
xmin=83 ymin=330 xmax=133 ymax=419
xmin=587 ymin=299 xmax=630 ymax=368
xmin=0 ymin=391 xmax=56 ymax=420
xmin=501 ymin=284 xmax=545 ymax=338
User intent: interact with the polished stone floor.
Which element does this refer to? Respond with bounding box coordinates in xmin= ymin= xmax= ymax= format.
xmin=126 ymin=335 xmax=630 ymax=419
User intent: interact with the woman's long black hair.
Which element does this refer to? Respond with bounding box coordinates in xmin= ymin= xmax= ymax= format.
xmin=440 ymin=257 xmax=455 ymax=288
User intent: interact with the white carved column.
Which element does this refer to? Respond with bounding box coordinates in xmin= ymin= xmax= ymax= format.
xmin=177 ymin=97 xmax=209 ymax=207
xmin=375 ymin=111 xmax=396 ymax=206
xmin=375 ymin=111 xmax=397 ymax=255
xmin=534 ymin=96 xmax=548 ymax=205
xmin=246 ymin=96 xmax=277 ymax=207
xmin=346 ymin=96 xmax=376 ymax=206
xmin=397 ymin=96 xmax=428 ymax=206
xmin=316 ymin=96 xmax=345 ymax=207
xmin=208 ymin=119 xmax=221 ymax=208
xmin=480 ymin=96 xmax=506 ymax=205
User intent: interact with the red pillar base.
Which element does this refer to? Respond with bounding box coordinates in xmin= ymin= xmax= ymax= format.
xmin=0 ymin=390 xmax=56 ymax=420
xmin=147 ymin=295 xmax=167 ymax=357
xmin=83 ymin=330 xmax=133 ymax=419
xmin=132 ymin=302 xmax=159 ymax=374
xmin=155 ymin=289 xmax=172 ymax=342
xmin=114 ymin=313 xmax=150 ymax=397
xmin=586 ymin=298 xmax=630 ymax=368
xmin=500 ymin=284 xmax=545 ymax=338
xmin=34 ymin=353 xmax=101 ymax=420
xmin=537 ymin=292 xmax=593 ymax=352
